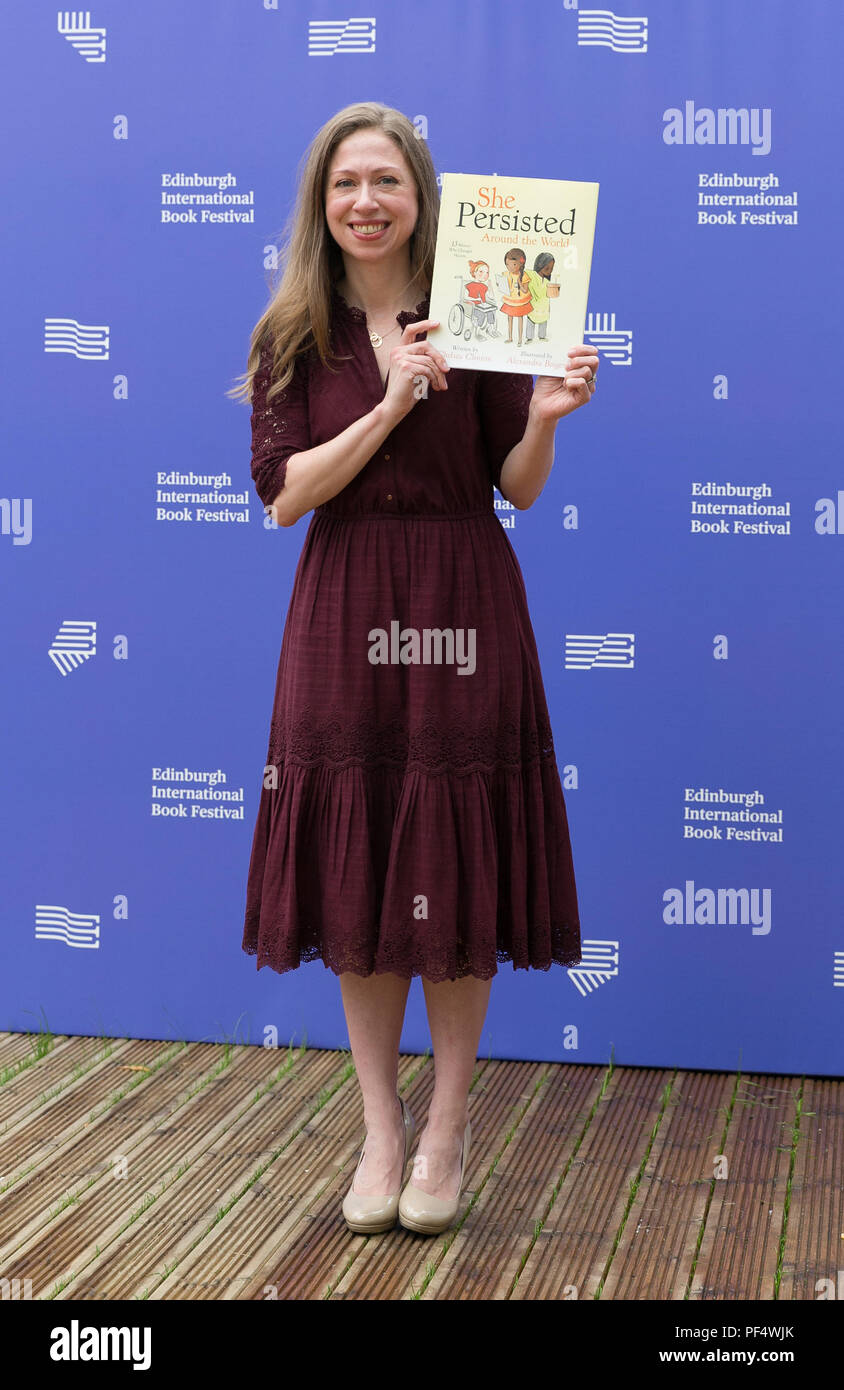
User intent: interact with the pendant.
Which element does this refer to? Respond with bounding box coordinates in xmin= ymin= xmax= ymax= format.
xmin=368 ymin=330 xmax=382 ymax=347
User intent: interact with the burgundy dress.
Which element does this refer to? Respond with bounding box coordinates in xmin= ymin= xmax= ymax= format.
xmin=241 ymin=285 xmax=581 ymax=981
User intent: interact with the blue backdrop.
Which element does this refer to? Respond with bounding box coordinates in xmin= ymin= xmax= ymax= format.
xmin=2 ymin=0 xmax=842 ymax=1076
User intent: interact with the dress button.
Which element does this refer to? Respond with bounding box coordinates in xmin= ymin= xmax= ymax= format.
xmin=384 ymin=452 xmax=391 ymax=460
xmin=386 ymin=493 xmax=393 ymax=501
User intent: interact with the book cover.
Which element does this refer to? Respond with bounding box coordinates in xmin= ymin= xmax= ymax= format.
xmin=426 ymin=172 xmax=599 ymax=377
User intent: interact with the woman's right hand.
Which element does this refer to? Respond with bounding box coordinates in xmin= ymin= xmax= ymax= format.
xmin=382 ymin=319 xmax=450 ymax=419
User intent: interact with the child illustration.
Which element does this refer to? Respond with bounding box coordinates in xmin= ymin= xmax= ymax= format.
xmin=500 ymin=248 xmax=532 ymax=345
xmin=523 ymin=252 xmax=556 ymax=343
xmin=464 ymin=260 xmax=500 ymax=338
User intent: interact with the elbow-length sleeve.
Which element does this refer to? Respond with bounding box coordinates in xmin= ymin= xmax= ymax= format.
xmin=476 ymin=368 xmax=534 ymax=498
xmin=249 ymin=340 xmax=311 ymax=509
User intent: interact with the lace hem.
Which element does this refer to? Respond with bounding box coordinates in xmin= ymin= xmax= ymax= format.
xmin=242 ymin=914 xmax=583 ymax=982
xmin=265 ymin=706 xmax=557 ymax=774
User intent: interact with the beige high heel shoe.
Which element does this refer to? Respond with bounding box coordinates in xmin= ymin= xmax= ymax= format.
xmin=398 ymin=1117 xmax=471 ymax=1235
xmin=342 ymin=1095 xmax=416 ymax=1234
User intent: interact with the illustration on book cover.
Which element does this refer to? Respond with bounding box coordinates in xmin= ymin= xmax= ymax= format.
xmin=427 ymin=172 xmax=599 ymax=378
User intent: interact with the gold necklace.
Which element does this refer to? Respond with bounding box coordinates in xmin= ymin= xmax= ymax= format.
xmin=366 ymin=321 xmax=401 ymax=348
xmin=344 ymin=280 xmax=419 ymax=347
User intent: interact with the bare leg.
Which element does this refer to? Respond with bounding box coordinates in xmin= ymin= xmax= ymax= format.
xmin=412 ymin=974 xmax=493 ymax=1200
xmin=339 ymin=971 xmax=412 ymax=1195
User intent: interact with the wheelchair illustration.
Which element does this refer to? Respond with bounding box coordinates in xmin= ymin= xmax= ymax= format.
xmin=446 ymin=274 xmax=504 ymax=341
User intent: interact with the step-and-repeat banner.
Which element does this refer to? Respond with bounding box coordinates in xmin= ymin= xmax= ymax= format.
xmin=2 ymin=1 xmax=842 ymax=1075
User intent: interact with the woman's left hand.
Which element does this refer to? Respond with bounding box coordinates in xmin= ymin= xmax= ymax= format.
xmin=531 ymin=345 xmax=599 ymax=421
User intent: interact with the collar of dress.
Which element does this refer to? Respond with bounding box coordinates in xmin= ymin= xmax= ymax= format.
xmin=330 ymin=282 xmax=430 ymax=330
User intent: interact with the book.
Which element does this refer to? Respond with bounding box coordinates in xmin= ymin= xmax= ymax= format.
xmin=426 ymin=172 xmax=599 ymax=378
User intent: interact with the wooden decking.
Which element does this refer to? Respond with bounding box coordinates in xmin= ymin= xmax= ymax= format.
xmin=0 ymin=1031 xmax=839 ymax=1301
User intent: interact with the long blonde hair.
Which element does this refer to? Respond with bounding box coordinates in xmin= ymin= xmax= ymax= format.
xmin=227 ymin=102 xmax=440 ymax=406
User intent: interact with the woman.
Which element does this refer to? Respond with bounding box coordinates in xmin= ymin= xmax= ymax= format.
xmin=524 ymin=252 xmax=556 ymax=343
xmin=500 ymin=248 xmax=533 ymax=345
xmin=230 ymin=102 xmax=598 ymax=1238
xmin=465 ymin=259 xmax=500 ymax=337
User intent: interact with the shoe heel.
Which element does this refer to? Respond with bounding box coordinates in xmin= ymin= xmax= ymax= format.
xmin=342 ymin=1094 xmax=416 ymax=1235
xmin=398 ymin=1117 xmax=471 ymax=1236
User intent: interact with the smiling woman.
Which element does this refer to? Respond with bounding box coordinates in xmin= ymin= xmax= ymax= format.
xmin=323 ymin=131 xmax=426 ymax=355
xmin=229 ymin=101 xmax=591 ymax=1241
xmin=227 ymin=104 xmax=440 ymax=405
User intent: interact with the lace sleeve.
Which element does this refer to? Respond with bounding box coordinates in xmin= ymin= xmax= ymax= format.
xmin=250 ymin=340 xmax=311 ymax=509
xmin=476 ymin=369 xmax=534 ymax=500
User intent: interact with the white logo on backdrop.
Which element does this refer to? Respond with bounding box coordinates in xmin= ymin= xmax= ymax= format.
xmin=690 ymin=481 xmax=792 ymax=536
xmin=48 ymin=620 xmax=96 ymax=675
xmin=308 ymin=18 xmax=376 ymax=55
xmin=568 ymin=941 xmax=620 ymax=996
xmin=696 ymin=172 xmax=797 ymax=228
xmin=44 ymin=319 xmax=109 ymax=360
xmin=834 ymin=952 xmax=844 ymax=988
xmin=35 ymin=904 xmax=100 ymax=949
xmin=565 ymin=633 xmax=635 ymax=669
xmin=151 ymin=765 xmax=245 ymax=821
xmin=57 ymin=10 xmax=106 ymax=62
xmin=683 ymin=786 xmax=784 ymax=844
xmin=577 ymin=9 xmax=648 ymax=53
xmin=584 ymin=312 xmax=632 ymax=365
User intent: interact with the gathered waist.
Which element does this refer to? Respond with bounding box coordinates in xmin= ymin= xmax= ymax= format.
xmin=313 ymin=506 xmax=497 ymax=523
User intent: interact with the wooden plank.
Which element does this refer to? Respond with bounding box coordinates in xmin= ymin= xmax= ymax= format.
xmin=0 ymin=1032 xmax=70 ymax=1073
xmin=150 ymin=1053 xmax=425 ymax=1300
xmin=0 ymin=1038 xmax=175 ymax=1184
xmin=0 ymin=1036 xmax=134 ymax=1135
xmin=775 ymin=1077 xmax=843 ymax=1302
xmin=510 ymin=1067 xmax=674 ymax=1300
xmin=0 ymin=1032 xmax=840 ymax=1303
xmin=418 ymin=1063 xmax=606 ymax=1301
xmin=600 ymin=1070 xmax=737 ymax=1299
xmin=687 ymin=1074 xmax=799 ymax=1300
xmin=63 ymin=1049 xmax=348 ymax=1300
xmin=0 ymin=1037 xmax=176 ymax=1249
xmin=0 ymin=1040 xmax=227 ymax=1279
